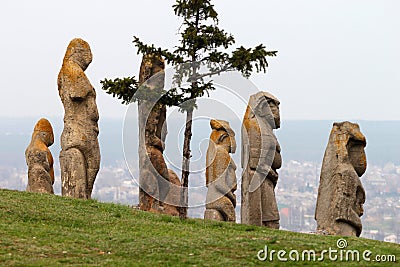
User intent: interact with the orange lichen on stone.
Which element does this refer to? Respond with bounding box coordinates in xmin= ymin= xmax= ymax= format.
xmin=58 ymin=38 xmax=93 ymax=101
xmin=25 ymin=118 xmax=55 ymax=194
xmin=241 ymin=92 xmax=281 ymax=229
xmin=34 ymin=118 xmax=53 ymax=133
xmin=58 ymin=38 xmax=100 ymax=200
xmin=204 ymin=119 xmax=237 ymax=222
xmin=315 ymin=121 xmax=367 ymax=237
xmin=137 ymin=54 xmax=181 ymax=216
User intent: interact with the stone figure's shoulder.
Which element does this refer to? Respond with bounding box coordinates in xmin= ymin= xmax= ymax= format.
xmin=214 ymin=146 xmax=230 ymax=163
xmin=243 ymin=117 xmax=261 ymax=131
xmin=58 ymin=62 xmax=92 ymax=99
xmin=58 ymin=61 xmax=87 ymax=85
xmin=27 ymin=140 xmax=48 ymax=153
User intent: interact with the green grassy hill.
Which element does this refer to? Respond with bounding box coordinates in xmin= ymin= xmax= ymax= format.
xmin=0 ymin=189 xmax=398 ymax=266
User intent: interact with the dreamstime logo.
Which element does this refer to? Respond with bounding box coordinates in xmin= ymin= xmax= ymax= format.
xmin=336 ymin=238 xmax=348 ymax=249
xmin=122 ymin=61 xmax=277 ymax=208
xmin=257 ymin=238 xmax=397 ymax=263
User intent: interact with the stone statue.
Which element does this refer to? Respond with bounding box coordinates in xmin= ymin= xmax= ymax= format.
xmin=58 ymin=38 xmax=100 ymax=199
xmin=204 ymin=119 xmax=237 ymax=222
xmin=315 ymin=121 xmax=367 ymax=237
xmin=163 ymin=170 xmax=181 ymax=216
xmin=241 ymin=91 xmax=281 ymax=228
xmin=25 ymin=118 xmax=55 ymax=194
xmin=138 ymin=54 xmax=180 ymax=215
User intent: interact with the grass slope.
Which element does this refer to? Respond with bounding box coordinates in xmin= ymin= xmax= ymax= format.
xmin=0 ymin=189 xmax=398 ymax=266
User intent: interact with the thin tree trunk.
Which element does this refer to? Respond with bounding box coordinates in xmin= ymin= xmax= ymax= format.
xmin=179 ymin=108 xmax=193 ymax=219
xmin=179 ymin=8 xmax=199 ymax=219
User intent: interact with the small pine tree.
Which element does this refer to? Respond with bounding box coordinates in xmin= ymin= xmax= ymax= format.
xmin=101 ymin=0 xmax=277 ymax=218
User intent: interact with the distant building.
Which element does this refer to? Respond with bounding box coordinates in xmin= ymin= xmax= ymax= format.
xmin=384 ymin=234 xmax=397 ymax=243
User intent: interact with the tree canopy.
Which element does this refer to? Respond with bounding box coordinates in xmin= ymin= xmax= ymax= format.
xmin=101 ymin=0 xmax=277 ymax=218
xmin=101 ymin=0 xmax=277 ymax=109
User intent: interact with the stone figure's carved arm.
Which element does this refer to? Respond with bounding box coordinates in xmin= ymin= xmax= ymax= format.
xmin=65 ymin=66 xmax=93 ymax=101
xmin=215 ymin=177 xmax=236 ymax=207
xmin=245 ymin=125 xmax=275 ymax=171
xmin=213 ymin=150 xmax=236 ymax=206
xmin=254 ymin=148 xmax=275 ymax=174
xmin=332 ymin=172 xmax=362 ymax=230
xmin=228 ymin=165 xmax=237 ymax=191
xmin=157 ymin=135 xmax=166 ymax=152
xmin=145 ymin=109 xmax=165 ymax=151
xmin=205 ymin=152 xmax=214 ymax=187
xmin=149 ymin=135 xmax=164 ymax=152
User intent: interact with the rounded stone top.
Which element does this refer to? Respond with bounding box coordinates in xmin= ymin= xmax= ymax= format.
xmin=332 ymin=121 xmax=366 ymax=145
xmin=63 ymin=38 xmax=92 ymax=70
xmin=245 ymin=91 xmax=280 ymax=119
xmin=250 ymin=91 xmax=280 ymax=107
xmin=210 ymin=119 xmax=235 ymax=137
xmin=34 ymin=118 xmax=53 ymax=134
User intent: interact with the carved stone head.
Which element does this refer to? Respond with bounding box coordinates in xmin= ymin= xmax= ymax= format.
xmin=63 ymin=38 xmax=92 ymax=70
xmin=332 ymin=121 xmax=367 ymax=176
xmin=247 ymin=91 xmax=280 ymax=129
xmin=210 ymin=119 xmax=236 ymax=154
xmin=33 ymin=118 xmax=54 ymax=146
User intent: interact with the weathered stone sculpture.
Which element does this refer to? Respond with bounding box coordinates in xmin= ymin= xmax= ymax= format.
xmin=25 ymin=118 xmax=55 ymax=194
xmin=58 ymin=38 xmax=100 ymax=199
xmin=163 ymin=170 xmax=181 ymax=216
xmin=138 ymin=54 xmax=180 ymax=215
xmin=241 ymin=91 xmax=281 ymax=228
xmin=204 ymin=119 xmax=237 ymax=222
xmin=315 ymin=121 xmax=367 ymax=237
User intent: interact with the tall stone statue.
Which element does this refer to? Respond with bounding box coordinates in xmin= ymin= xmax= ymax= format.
xmin=138 ymin=54 xmax=180 ymax=214
xmin=315 ymin=121 xmax=367 ymax=237
xmin=25 ymin=118 xmax=55 ymax=194
xmin=58 ymin=38 xmax=100 ymax=199
xmin=204 ymin=119 xmax=237 ymax=222
xmin=241 ymin=91 xmax=281 ymax=228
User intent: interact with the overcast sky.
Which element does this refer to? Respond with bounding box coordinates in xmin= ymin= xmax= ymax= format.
xmin=0 ymin=0 xmax=399 ymax=120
